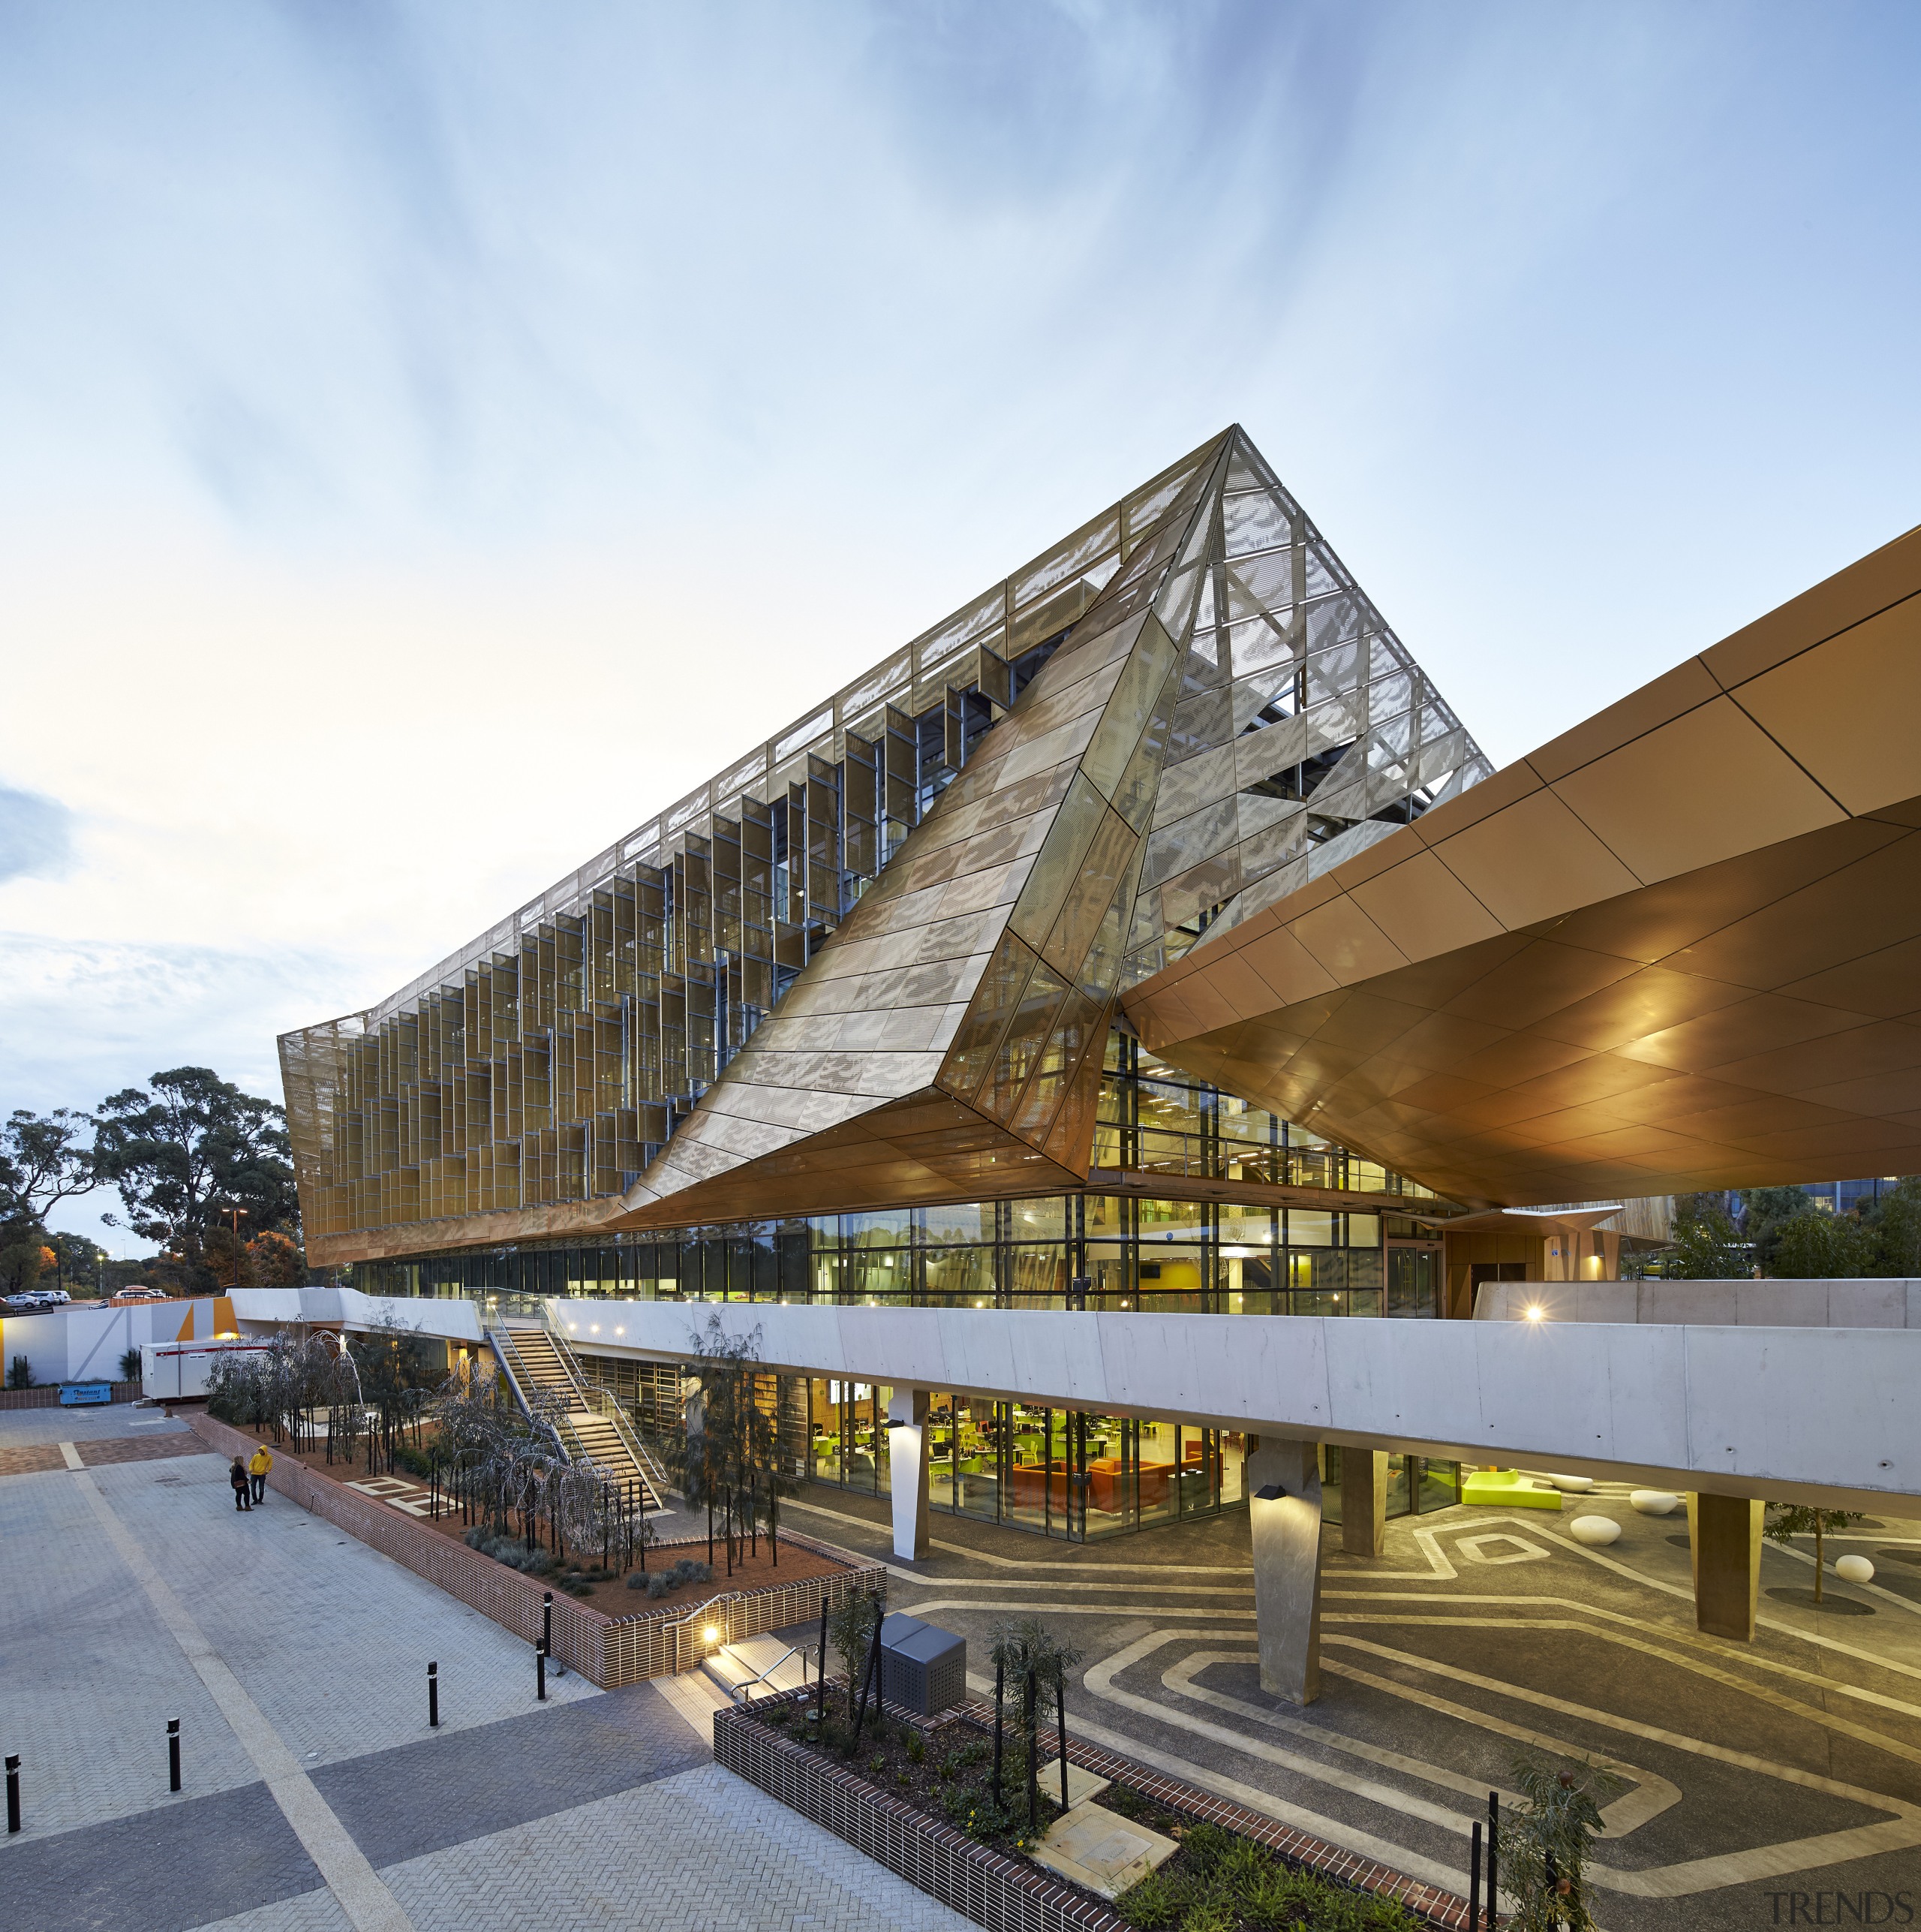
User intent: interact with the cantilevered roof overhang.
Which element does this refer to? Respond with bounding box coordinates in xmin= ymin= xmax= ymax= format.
xmin=1123 ymin=524 xmax=1921 ymax=1210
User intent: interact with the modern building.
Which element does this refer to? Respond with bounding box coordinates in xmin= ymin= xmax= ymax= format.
xmin=281 ymin=427 xmax=1921 ymax=1683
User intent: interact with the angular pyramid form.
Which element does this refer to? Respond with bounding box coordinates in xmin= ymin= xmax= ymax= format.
xmin=280 ymin=425 xmax=1490 ymax=1260
xmin=612 ymin=428 xmax=1487 ymax=1223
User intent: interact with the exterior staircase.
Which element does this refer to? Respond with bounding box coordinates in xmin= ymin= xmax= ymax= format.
xmin=701 ymin=1633 xmax=817 ymax=1705
xmin=487 ymin=1320 xmax=666 ymax=1512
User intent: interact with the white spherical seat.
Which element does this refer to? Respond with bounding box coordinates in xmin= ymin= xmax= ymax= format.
xmin=1835 ymin=1554 xmax=1876 ymax=1584
xmin=1568 ymin=1516 xmax=1622 ymax=1546
xmin=1630 ymin=1491 xmax=1681 ymax=1515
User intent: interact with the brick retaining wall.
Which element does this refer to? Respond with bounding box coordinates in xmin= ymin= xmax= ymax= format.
xmin=186 ymin=1410 xmax=883 ymax=1688
xmin=716 ymin=1689 xmax=1474 ymax=1932
xmin=716 ymin=1691 xmax=1120 ymax=1932
xmin=0 ymin=1380 xmax=140 ymax=1410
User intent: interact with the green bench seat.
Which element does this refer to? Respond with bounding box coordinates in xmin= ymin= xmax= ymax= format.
xmin=1460 ymin=1469 xmax=1562 ymax=1510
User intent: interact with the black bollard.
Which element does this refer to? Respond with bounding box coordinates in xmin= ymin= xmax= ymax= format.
xmin=543 ymin=1590 xmax=553 ymax=1657
xmin=428 ymin=1661 xmax=440 ymax=1729
xmin=167 ymin=1720 xmax=181 ymax=1794
xmin=816 ymin=1597 xmax=828 ymax=1723
xmin=1486 ymin=1790 xmax=1499 ymax=1929
xmin=6 ymin=1753 xmax=20 ymax=1833
xmin=1469 ymin=1820 xmax=1481 ymax=1931
xmin=536 ymin=1641 xmax=547 ymax=1702
xmin=1025 ymin=1669 xmax=1038 ymax=1831
xmin=1057 ymin=1675 xmax=1069 ymax=1818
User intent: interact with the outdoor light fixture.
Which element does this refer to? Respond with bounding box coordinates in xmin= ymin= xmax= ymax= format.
xmin=590 ymin=1324 xmax=599 ymax=1333
xmin=702 ymin=1626 xmax=719 ymax=1644
xmin=1526 ymin=1305 xmax=1544 ymax=1321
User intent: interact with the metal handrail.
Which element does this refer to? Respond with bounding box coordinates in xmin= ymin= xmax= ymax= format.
xmin=540 ymin=1308 xmax=671 ymax=1506
xmin=723 ymin=1636 xmax=819 ymax=1704
xmin=489 ymin=1325 xmax=620 ymax=1485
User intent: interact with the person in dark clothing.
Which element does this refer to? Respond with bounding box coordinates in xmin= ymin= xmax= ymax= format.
xmin=229 ymin=1457 xmax=251 ymax=1510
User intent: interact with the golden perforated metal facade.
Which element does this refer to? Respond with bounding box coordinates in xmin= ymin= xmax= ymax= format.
xmin=281 ymin=428 xmax=1488 ymax=1265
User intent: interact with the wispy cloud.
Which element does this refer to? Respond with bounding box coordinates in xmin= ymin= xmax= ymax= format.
xmin=0 ymin=0 xmax=1917 ymax=1163
xmin=0 ymin=788 xmax=74 ymax=883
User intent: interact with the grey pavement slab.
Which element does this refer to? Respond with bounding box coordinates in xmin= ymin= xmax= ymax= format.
xmin=3 ymin=1780 xmax=320 ymax=1932
xmin=311 ymin=1678 xmax=705 ymax=1867
xmin=0 ymin=1402 xmax=194 ymax=1446
xmin=0 ymin=1467 xmax=261 ymax=1836
xmin=89 ymin=1454 xmax=598 ymax=1767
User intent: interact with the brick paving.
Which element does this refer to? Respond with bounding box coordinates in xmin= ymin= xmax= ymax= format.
xmin=78 ymin=1431 xmax=214 ymax=1466
xmin=2 ymin=1782 xmax=321 ymax=1932
xmin=310 ymin=1678 xmax=703 ymax=1867
xmin=0 ymin=1434 xmax=980 ymax=1932
xmin=381 ymin=1762 xmax=973 ymax=1932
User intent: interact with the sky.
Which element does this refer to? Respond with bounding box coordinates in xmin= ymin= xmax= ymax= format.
xmin=2 ymin=2 xmax=1919 ymax=1251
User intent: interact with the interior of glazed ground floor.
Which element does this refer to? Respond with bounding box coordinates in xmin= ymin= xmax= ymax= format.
xmin=344 ymin=1185 xmax=1457 ymax=1320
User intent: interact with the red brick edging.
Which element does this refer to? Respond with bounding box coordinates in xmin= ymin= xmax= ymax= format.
xmin=715 ymin=1687 xmax=1473 ymax=1932
xmin=186 ymin=1411 xmax=885 ymax=1687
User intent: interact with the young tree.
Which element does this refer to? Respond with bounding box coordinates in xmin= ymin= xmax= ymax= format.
xmin=1497 ymin=1759 xmax=1622 ymax=1932
xmin=829 ymin=1591 xmax=884 ymax=1723
xmin=1663 ymin=1193 xmax=1748 ymax=1278
xmin=667 ymin=1313 xmax=787 ymax=1572
xmin=1770 ymin=1210 xmax=1872 ymax=1280
xmin=93 ymin=1068 xmax=298 ymax=1283
xmin=1765 ymin=1503 xmax=1868 ymax=1605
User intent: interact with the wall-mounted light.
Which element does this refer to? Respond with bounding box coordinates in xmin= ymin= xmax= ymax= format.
xmin=1526 ymin=1305 xmax=1544 ymax=1322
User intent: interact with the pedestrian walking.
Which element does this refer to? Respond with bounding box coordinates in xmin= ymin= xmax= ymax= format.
xmin=248 ymin=1443 xmax=272 ymax=1505
xmin=228 ymin=1457 xmax=251 ymax=1511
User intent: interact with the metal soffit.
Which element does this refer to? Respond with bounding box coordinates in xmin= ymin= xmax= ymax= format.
xmin=1123 ymin=520 xmax=1921 ymax=1210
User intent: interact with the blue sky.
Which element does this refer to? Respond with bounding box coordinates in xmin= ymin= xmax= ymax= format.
xmin=2 ymin=2 xmax=1918 ymax=1249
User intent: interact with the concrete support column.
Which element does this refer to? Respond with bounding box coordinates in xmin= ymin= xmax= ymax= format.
xmin=1341 ymin=1449 xmax=1388 ymax=1558
xmin=1246 ymin=1437 xmax=1323 ymax=1705
xmin=1687 ymin=1491 xmax=1764 ymax=1642
xmin=887 ymin=1387 xmax=930 ymax=1563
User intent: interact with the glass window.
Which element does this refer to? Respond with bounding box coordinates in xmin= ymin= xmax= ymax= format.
xmin=1288 ymin=1209 xmax=1336 ymax=1247
xmin=1007 ymin=1196 xmax=1068 ymax=1241
xmin=923 ymin=1201 xmax=996 ymax=1245
xmin=843 ymin=1210 xmax=913 ymax=1250
xmin=1006 ymin=1244 xmax=1066 ymax=1306
xmin=1347 ymin=1214 xmax=1381 ymax=1249
xmin=925 ymin=1246 xmax=994 ymax=1307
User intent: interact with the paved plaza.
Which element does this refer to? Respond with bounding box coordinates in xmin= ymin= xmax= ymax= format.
xmin=0 ymin=1404 xmax=971 ymax=1932
xmin=786 ymin=1483 xmax=1921 ymax=1931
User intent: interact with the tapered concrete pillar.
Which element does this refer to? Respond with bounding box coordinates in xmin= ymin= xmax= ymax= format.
xmin=1246 ymin=1437 xmax=1323 ymax=1705
xmin=1687 ymin=1492 xmax=1764 ymax=1641
xmin=1341 ymin=1449 xmax=1388 ymax=1557
xmin=887 ymin=1387 xmax=930 ymax=1562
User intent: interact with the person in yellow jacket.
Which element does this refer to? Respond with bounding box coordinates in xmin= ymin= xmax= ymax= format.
xmin=247 ymin=1443 xmax=272 ymax=1506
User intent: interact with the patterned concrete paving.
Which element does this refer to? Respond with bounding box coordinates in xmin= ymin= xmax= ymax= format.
xmin=0 ymin=1414 xmax=972 ymax=1932
xmin=787 ymin=1482 xmax=1921 ymax=1932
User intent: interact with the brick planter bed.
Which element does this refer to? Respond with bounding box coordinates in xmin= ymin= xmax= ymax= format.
xmin=715 ymin=1687 xmax=1474 ymax=1932
xmin=206 ymin=1425 xmax=844 ymax=1612
xmin=188 ymin=1410 xmax=884 ymax=1688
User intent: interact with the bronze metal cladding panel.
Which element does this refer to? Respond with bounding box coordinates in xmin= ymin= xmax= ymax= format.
xmin=286 ymin=424 xmax=1496 ymax=1264
xmin=1125 ymin=521 xmax=1921 ymax=1208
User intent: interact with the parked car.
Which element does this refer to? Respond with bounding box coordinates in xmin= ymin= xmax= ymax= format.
xmin=8 ymin=1290 xmax=61 ymax=1310
xmin=110 ymin=1286 xmax=172 ymax=1305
